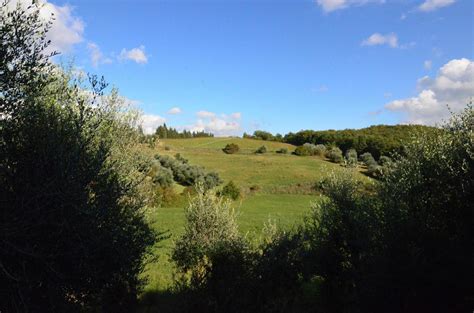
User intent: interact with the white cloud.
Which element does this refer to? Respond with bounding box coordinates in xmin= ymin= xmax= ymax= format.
xmin=8 ymin=0 xmax=84 ymax=53
xmin=118 ymin=45 xmax=148 ymax=64
xmin=419 ymin=0 xmax=455 ymax=12
xmin=196 ymin=110 xmax=217 ymax=118
xmin=186 ymin=111 xmax=242 ymax=136
xmin=87 ymin=42 xmax=113 ymax=67
xmin=385 ymin=58 xmax=474 ymax=124
xmin=424 ymin=60 xmax=432 ymax=70
xmin=315 ymin=0 xmax=385 ymax=13
xmin=231 ymin=112 xmax=242 ymax=119
xmin=140 ymin=114 xmax=166 ymax=135
xmin=361 ymin=33 xmax=398 ymax=48
xmin=167 ymin=107 xmax=182 ymax=115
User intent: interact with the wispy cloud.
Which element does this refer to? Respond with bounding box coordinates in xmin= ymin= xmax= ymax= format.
xmin=419 ymin=0 xmax=455 ymax=12
xmin=167 ymin=107 xmax=182 ymax=115
xmin=87 ymin=42 xmax=113 ymax=67
xmin=316 ymin=0 xmax=385 ymax=13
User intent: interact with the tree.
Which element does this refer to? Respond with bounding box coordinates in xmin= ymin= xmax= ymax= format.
xmin=219 ymin=181 xmax=241 ymax=200
xmin=1 ymin=3 xmax=156 ymax=311
xmin=222 ymin=143 xmax=240 ymax=154
xmin=255 ymin=145 xmax=267 ymax=154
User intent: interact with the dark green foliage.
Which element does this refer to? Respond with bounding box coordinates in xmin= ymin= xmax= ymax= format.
xmin=304 ymin=106 xmax=473 ymax=313
xmin=244 ymin=130 xmax=283 ymax=142
xmin=284 ymin=124 xmax=435 ymax=159
xmin=0 ymin=3 xmax=156 ymax=311
xmin=326 ymin=146 xmax=343 ymax=163
xmin=155 ymin=123 xmax=214 ymax=139
xmin=218 ymin=181 xmax=241 ymax=200
xmin=154 ymin=154 xmax=222 ymax=189
xmin=294 ymin=143 xmax=327 ymax=157
xmin=222 ymin=143 xmax=240 ymax=154
xmin=255 ymin=145 xmax=267 ymax=154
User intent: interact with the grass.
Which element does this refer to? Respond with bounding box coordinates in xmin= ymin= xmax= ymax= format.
xmin=140 ymin=137 xmax=370 ymax=296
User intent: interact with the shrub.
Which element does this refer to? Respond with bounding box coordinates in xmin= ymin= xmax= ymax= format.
xmin=154 ymin=154 xmax=222 ymax=189
xmin=314 ymin=144 xmax=327 ymax=156
xmin=172 ymin=187 xmax=245 ymax=290
xmin=378 ymin=155 xmax=392 ymax=166
xmin=345 ymin=148 xmax=358 ymax=167
xmin=164 ymin=146 xmax=171 ymax=151
xmin=255 ymin=145 xmax=267 ymax=154
xmin=359 ymin=152 xmax=375 ymax=165
xmin=326 ymin=146 xmax=344 ymax=163
xmin=295 ymin=143 xmax=326 ymax=156
xmin=276 ymin=147 xmax=289 ymax=154
xmin=219 ymin=181 xmax=241 ymax=200
xmin=294 ymin=145 xmax=312 ymax=156
xmin=222 ymin=143 xmax=240 ymax=154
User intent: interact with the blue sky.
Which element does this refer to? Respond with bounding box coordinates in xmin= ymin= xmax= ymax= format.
xmin=31 ymin=0 xmax=474 ymax=135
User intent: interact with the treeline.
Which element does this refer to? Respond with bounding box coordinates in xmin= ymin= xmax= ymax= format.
xmin=246 ymin=125 xmax=436 ymax=159
xmin=154 ymin=123 xmax=214 ymax=139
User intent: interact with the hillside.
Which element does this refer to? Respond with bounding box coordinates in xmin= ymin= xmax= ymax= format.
xmin=141 ymin=137 xmax=370 ymax=292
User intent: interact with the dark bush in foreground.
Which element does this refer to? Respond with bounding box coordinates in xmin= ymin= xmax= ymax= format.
xmin=1 ymin=3 xmax=156 ymax=311
xmin=222 ymin=143 xmax=240 ymax=154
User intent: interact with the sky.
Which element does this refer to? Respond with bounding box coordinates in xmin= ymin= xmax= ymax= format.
xmin=15 ymin=0 xmax=474 ymax=135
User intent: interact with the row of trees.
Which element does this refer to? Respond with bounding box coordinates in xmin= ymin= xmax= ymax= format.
xmin=168 ymin=106 xmax=473 ymax=313
xmin=154 ymin=123 xmax=214 ymax=139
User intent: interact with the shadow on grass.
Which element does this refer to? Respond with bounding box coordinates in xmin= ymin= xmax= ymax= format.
xmin=136 ymin=289 xmax=186 ymax=313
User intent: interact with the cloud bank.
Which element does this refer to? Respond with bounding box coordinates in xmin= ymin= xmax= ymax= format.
xmin=385 ymin=58 xmax=473 ymax=125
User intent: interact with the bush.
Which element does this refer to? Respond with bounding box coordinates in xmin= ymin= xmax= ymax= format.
xmin=255 ymin=145 xmax=267 ymax=154
xmin=326 ymin=146 xmax=344 ymax=163
xmin=0 ymin=4 xmax=156 ymax=311
xmin=378 ymin=155 xmax=392 ymax=166
xmin=172 ymin=187 xmax=245 ymax=290
xmin=313 ymin=144 xmax=327 ymax=156
xmin=222 ymin=143 xmax=240 ymax=154
xmin=294 ymin=143 xmax=326 ymax=156
xmin=294 ymin=145 xmax=312 ymax=156
xmin=276 ymin=147 xmax=289 ymax=154
xmin=154 ymin=154 xmax=222 ymax=189
xmin=359 ymin=152 xmax=374 ymax=164
xmin=345 ymin=148 xmax=358 ymax=167
xmin=219 ymin=181 xmax=241 ymax=200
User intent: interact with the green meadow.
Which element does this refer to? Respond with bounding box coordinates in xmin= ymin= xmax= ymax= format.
xmin=141 ymin=137 xmax=370 ymax=292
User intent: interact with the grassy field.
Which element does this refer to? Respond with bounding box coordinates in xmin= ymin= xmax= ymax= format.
xmin=140 ymin=137 xmax=370 ymax=294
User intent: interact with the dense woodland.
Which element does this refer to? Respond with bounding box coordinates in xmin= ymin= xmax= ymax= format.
xmin=245 ymin=125 xmax=436 ymax=159
xmin=1 ymin=2 xmax=472 ymax=313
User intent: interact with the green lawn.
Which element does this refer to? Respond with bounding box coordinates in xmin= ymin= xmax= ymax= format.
xmin=141 ymin=193 xmax=318 ymax=293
